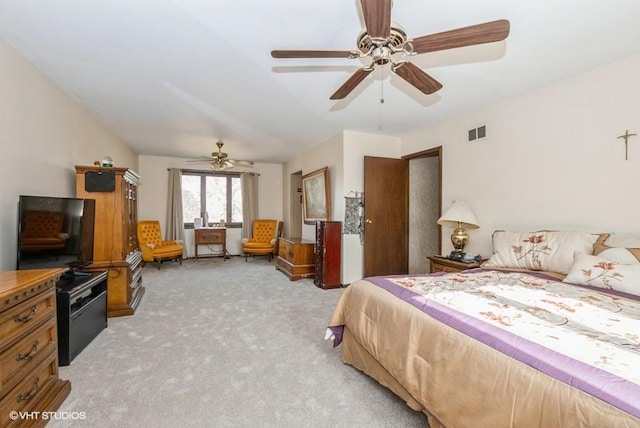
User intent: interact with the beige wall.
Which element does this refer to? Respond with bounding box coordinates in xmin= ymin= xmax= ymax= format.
xmin=402 ymin=54 xmax=640 ymax=258
xmin=284 ymin=131 xmax=402 ymax=285
xmin=341 ymin=131 xmax=401 ymax=283
xmin=138 ymin=155 xmax=283 ymax=257
xmin=283 ymin=133 xmax=345 ymax=241
xmin=0 ymin=40 xmax=137 ymax=270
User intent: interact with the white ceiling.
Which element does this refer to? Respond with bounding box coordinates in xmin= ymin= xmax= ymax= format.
xmin=1 ymin=1 xmax=639 ymax=164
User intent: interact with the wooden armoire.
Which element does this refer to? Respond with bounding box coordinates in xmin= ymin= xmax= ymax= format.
xmin=75 ymin=165 xmax=144 ymax=317
xmin=314 ymin=221 xmax=342 ymax=289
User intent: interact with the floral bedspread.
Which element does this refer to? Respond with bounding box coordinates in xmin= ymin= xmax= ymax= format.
xmin=378 ymin=270 xmax=640 ymax=416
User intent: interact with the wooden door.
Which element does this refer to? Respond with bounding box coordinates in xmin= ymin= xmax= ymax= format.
xmin=363 ymin=156 xmax=409 ymax=277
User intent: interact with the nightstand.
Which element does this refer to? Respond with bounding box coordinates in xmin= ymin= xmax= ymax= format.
xmin=427 ymin=256 xmax=481 ymax=273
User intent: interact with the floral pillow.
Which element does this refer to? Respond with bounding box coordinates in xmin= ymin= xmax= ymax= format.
xmin=483 ymin=230 xmax=600 ymax=274
xmin=563 ymin=253 xmax=640 ymax=297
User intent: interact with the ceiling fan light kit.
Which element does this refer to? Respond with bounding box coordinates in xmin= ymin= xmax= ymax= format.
xmin=271 ymin=0 xmax=510 ymax=100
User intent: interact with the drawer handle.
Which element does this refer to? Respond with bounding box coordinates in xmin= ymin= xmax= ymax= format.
xmin=16 ymin=340 xmax=40 ymax=362
xmin=14 ymin=305 xmax=38 ymax=323
xmin=17 ymin=377 xmax=40 ymax=402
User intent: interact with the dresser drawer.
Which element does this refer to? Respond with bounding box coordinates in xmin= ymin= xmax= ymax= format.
xmin=0 ymin=316 xmax=56 ymax=396
xmin=276 ymin=257 xmax=293 ymax=275
xmin=196 ymin=229 xmax=225 ymax=244
xmin=428 ymin=256 xmax=481 ymax=274
xmin=431 ymin=262 xmax=460 ymax=273
xmin=0 ymin=290 xmax=56 ymax=351
xmin=0 ymin=350 xmax=58 ymax=427
xmin=276 ymin=256 xmax=314 ymax=278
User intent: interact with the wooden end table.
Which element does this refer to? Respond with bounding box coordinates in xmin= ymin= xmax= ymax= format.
xmin=194 ymin=227 xmax=228 ymax=261
xmin=427 ymin=256 xmax=481 ymax=273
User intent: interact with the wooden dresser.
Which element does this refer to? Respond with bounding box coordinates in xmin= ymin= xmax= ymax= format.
xmin=75 ymin=165 xmax=144 ymax=317
xmin=0 ymin=269 xmax=71 ymax=427
xmin=275 ymin=238 xmax=315 ymax=281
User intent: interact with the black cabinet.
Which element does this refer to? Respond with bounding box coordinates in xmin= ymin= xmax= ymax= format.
xmin=56 ymin=271 xmax=108 ymax=365
xmin=314 ymin=221 xmax=342 ymax=289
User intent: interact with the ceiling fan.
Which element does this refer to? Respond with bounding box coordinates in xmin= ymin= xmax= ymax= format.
xmin=187 ymin=141 xmax=254 ymax=170
xmin=271 ymin=0 xmax=510 ymax=100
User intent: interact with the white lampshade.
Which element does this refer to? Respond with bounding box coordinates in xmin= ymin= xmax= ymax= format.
xmin=437 ymin=201 xmax=479 ymax=229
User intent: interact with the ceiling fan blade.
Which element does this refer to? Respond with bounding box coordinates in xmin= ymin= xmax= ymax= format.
xmin=410 ymin=19 xmax=510 ymax=54
xmin=186 ymin=158 xmax=215 ymax=163
xmin=330 ymin=67 xmax=373 ymax=100
xmin=360 ymin=0 xmax=392 ymax=39
xmin=392 ymin=62 xmax=442 ymax=95
xmin=228 ymin=159 xmax=255 ymax=167
xmin=271 ymin=50 xmax=357 ymax=59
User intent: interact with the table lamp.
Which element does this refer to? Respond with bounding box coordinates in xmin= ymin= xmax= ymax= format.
xmin=437 ymin=201 xmax=479 ymax=253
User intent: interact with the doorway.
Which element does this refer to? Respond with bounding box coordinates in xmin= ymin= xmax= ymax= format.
xmin=289 ymin=171 xmax=303 ymax=238
xmin=407 ymin=149 xmax=441 ymax=273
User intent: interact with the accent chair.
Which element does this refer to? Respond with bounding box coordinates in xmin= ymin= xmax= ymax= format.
xmin=136 ymin=220 xmax=183 ymax=269
xmin=241 ymin=219 xmax=282 ymax=262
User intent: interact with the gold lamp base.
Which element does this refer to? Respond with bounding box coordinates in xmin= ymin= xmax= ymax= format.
xmin=451 ymin=225 xmax=469 ymax=253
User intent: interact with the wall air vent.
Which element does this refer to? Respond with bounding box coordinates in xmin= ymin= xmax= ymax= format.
xmin=468 ymin=125 xmax=486 ymax=142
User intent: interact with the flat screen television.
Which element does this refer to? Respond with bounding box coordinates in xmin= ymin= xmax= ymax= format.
xmin=16 ymin=195 xmax=95 ymax=270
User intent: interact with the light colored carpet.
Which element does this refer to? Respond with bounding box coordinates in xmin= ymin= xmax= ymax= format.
xmin=51 ymin=257 xmax=428 ymax=428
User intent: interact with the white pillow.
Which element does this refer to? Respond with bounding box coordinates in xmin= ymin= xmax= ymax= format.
xmin=563 ymin=253 xmax=640 ymax=297
xmin=483 ymin=230 xmax=598 ymax=274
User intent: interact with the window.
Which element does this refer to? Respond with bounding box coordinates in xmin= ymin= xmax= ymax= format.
xmin=181 ymin=171 xmax=242 ymax=228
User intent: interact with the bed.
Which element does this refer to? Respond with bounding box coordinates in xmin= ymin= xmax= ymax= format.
xmin=327 ymin=231 xmax=640 ymax=427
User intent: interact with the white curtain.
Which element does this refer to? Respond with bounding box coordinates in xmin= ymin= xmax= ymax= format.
xmin=241 ymin=172 xmax=259 ymax=239
xmin=166 ymin=168 xmax=185 ymax=244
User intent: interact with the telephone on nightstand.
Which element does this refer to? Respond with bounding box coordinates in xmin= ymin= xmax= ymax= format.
xmin=448 ymin=251 xmax=480 ymax=263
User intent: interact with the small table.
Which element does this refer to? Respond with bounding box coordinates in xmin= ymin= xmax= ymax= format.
xmin=194 ymin=227 xmax=228 ymax=261
xmin=427 ymin=256 xmax=481 ymax=273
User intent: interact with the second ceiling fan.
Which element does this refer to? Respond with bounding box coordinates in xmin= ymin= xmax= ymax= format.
xmin=271 ymin=0 xmax=510 ymax=100
xmin=187 ymin=141 xmax=254 ymax=171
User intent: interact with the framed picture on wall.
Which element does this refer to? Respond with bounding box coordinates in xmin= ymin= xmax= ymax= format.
xmin=302 ymin=167 xmax=330 ymax=224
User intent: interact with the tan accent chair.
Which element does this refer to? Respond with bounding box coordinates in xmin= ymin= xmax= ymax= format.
xmin=136 ymin=220 xmax=183 ymax=269
xmin=241 ymin=219 xmax=282 ymax=262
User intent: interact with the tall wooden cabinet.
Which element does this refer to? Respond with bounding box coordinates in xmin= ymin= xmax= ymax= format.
xmin=314 ymin=221 xmax=342 ymax=289
xmin=75 ymin=165 xmax=144 ymax=318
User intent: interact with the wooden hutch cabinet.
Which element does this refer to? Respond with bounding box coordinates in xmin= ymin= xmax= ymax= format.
xmin=75 ymin=165 xmax=144 ymax=317
xmin=314 ymin=221 xmax=341 ymax=289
